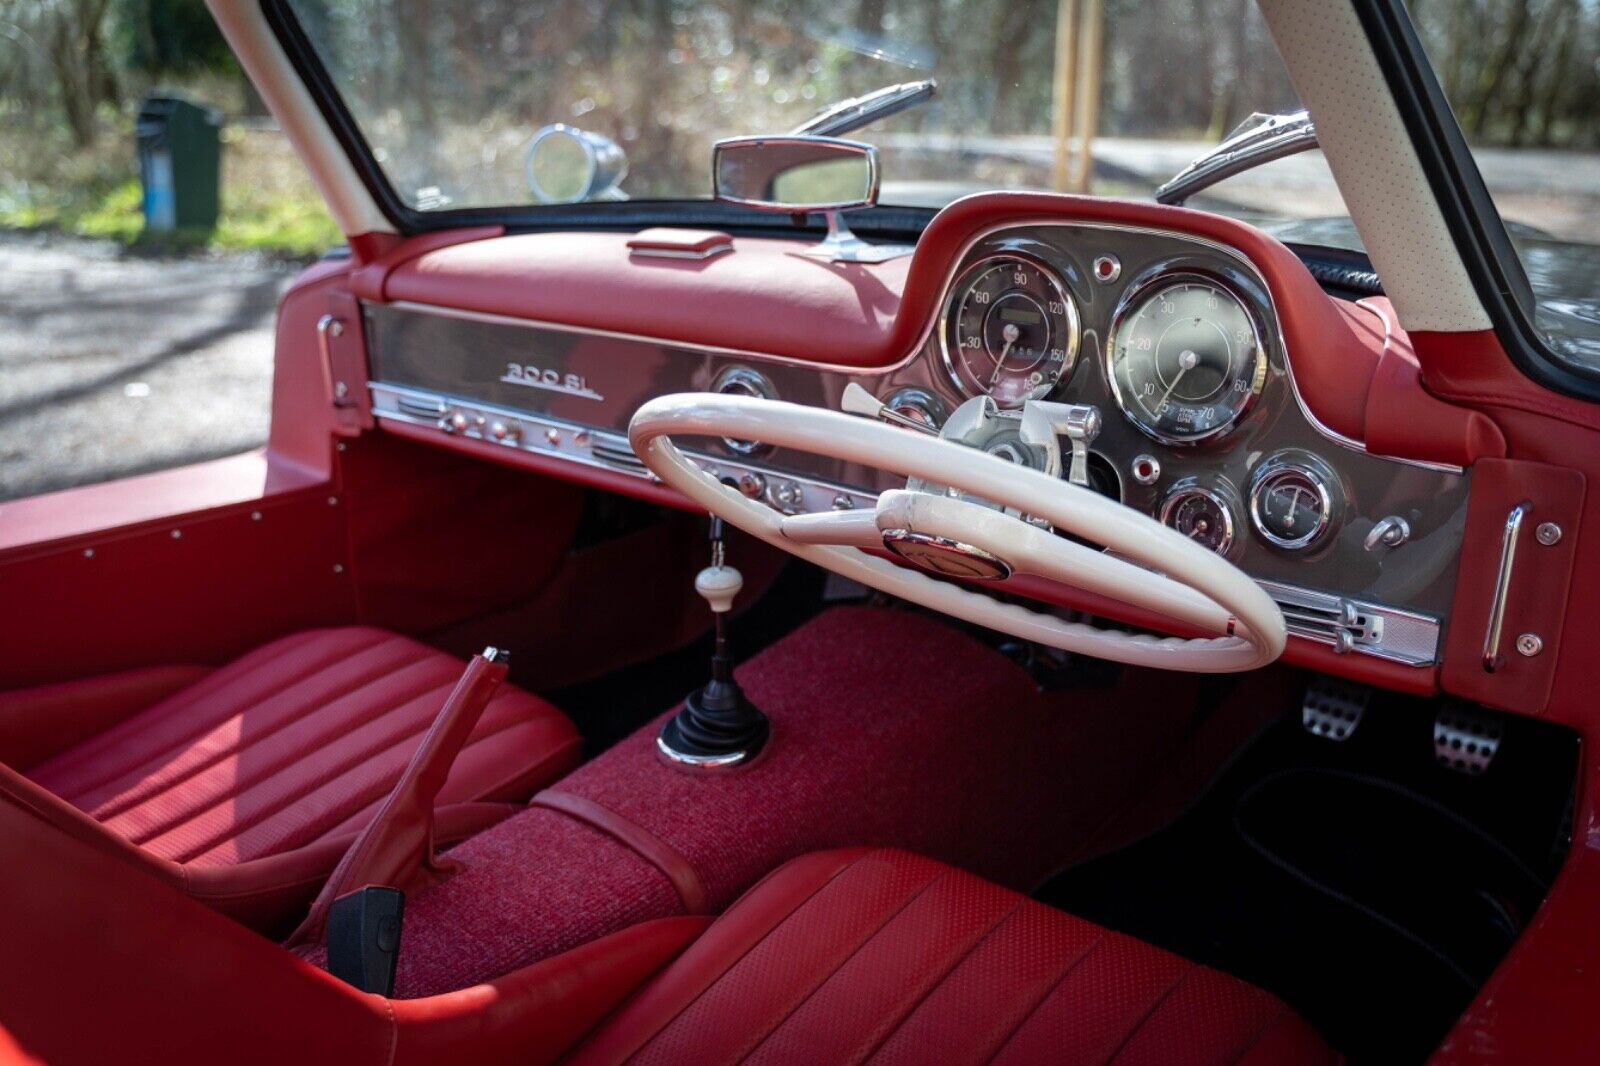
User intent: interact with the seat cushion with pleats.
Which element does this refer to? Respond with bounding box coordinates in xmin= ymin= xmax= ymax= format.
xmin=572 ymin=848 xmax=1337 ymax=1066
xmin=25 ymin=626 xmax=580 ymax=868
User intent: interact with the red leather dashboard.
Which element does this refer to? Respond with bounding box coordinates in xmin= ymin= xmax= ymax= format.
xmin=358 ymin=193 xmax=1501 ymax=469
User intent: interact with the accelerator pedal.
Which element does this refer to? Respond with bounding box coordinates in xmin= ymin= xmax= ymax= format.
xmin=1433 ymin=705 xmax=1504 ymax=776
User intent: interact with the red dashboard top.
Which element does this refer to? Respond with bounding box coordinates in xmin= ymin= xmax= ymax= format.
xmin=353 ymin=193 xmax=1502 ymax=470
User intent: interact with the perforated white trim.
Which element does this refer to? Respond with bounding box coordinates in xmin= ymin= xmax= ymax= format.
xmin=1258 ymin=0 xmax=1490 ymax=333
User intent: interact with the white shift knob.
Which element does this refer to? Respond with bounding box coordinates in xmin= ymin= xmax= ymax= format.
xmin=695 ymin=565 xmax=743 ymax=614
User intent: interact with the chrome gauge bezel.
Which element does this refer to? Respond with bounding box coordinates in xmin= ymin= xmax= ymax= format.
xmin=712 ymin=365 xmax=775 ymax=455
xmin=1158 ymin=479 xmax=1238 ymax=556
xmin=939 ymin=251 xmax=1081 ymax=408
xmin=1248 ymin=458 xmax=1335 ymax=550
xmin=1103 ymin=269 xmax=1269 ymax=446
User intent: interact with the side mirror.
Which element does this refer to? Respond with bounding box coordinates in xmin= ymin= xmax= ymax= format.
xmin=526 ymin=124 xmax=628 ymax=205
xmin=712 ymin=135 xmax=878 ymax=213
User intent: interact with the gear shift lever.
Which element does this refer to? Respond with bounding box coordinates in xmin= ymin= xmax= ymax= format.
xmin=657 ymin=518 xmax=770 ymax=768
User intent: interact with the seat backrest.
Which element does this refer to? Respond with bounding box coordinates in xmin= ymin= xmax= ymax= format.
xmin=0 ymin=778 xmax=395 ymax=1066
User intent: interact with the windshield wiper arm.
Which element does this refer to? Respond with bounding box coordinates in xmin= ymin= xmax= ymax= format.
xmin=793 ymin=79 xmax=937 ymax=138
xmin=1156 ymin=110 xmax=1318 ymax=206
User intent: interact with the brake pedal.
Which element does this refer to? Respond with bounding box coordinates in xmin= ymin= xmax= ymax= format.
xmin=1434 ymin=706 xmax=1503 ymax=775
xmin=1301 ymin=676 xmax=1369 ymax=742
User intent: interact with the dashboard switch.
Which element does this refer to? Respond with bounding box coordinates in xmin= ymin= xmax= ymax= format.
xmin=1364 ymin=516 xmax=1410 ymax=551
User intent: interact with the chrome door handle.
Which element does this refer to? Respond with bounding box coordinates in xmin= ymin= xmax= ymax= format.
xmin=1482 ymin=502 xmax=1529 ymax=672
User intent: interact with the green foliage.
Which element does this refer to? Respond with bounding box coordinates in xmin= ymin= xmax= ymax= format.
xmin=111 ymin=0 xmax=238 ymax=75
xmin=0 ymin=137 xmax=342 ymax=259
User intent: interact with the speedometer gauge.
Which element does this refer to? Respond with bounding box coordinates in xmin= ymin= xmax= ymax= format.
xmin=1106 ymin=274 xmax=1267 ymax=445
xmin=941 ymin=254 xmax=1079 ymax=408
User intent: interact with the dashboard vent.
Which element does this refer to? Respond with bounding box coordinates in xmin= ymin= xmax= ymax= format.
xmin=1260 ymin=580 xmax=1382 ymax=656
xmin=591 ymin=436 xmax=648 ymax=473
xmin=396 ymin=393 xmax=448 ymax=420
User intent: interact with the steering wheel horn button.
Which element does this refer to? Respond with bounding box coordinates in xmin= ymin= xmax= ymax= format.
xmin=881 ymin=529 xmax=1013 ymax=581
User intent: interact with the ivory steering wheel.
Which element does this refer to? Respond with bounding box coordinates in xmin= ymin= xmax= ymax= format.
xmin=629 ymin=392 xmax=1285 ymax=672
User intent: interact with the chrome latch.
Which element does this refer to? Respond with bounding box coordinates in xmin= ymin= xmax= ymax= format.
xmin=1332 ymin=601 xmax=1384 ymax=654
xmin=318 ymin=313 xmax=355 ymax=408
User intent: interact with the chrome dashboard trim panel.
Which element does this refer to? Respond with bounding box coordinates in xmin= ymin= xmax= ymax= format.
xmin=385 ymin=299 xmax=928 ymax=377
xmin=369 ymin=382 xmax=880 ymax=517
xmin=1258 ymin=578 xmax=1441 ymax=666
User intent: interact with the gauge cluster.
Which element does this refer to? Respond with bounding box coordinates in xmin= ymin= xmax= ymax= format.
xmin=895 ymin=221 xmax=1469 ymax=636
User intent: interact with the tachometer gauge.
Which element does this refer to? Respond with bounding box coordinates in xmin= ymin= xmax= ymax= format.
xmin=1107 ymin=273 xmax=1267 ymax=444
xmin=941 ymin=254 xmax=1079 ymax=408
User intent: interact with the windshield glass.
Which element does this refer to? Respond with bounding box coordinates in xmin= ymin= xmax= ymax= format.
xmin=281 ymin=0 xmax=1303 ymax=212
xmin=283 ymin=0 xmax=1598 ymax=374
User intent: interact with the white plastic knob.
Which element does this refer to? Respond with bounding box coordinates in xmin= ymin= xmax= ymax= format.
xmin=694 ymin=565 xmax=743 ymax=614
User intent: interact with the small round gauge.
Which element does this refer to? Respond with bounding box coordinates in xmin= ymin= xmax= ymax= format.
xmin=1106 ymin=273 xmax=1268 ymax=444
xmin=942 ymin=254 xmax=1079 ymax=408
xmin=1250 ymin=462 xmax=1334 ymax=550
xmin=1160 ymin=482 xmax=1237 ymax=555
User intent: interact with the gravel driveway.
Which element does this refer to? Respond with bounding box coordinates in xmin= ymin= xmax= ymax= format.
xmin=0 ymin=231 xmax=300 ymax=502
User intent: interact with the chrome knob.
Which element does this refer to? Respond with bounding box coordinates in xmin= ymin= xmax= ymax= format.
xmin=771 ymin=480 xmax=804 ymax=513
xmin=737 ymin=472 xmax=766 ymax=498
xmin=1364 ymin=516 xmax=1410 ymax=551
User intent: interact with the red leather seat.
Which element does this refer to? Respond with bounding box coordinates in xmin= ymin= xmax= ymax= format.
xmin=573 ymin=848 xmax=1336 ymax=1065
xmin=13 ymin=626 xmax=581 ymax=928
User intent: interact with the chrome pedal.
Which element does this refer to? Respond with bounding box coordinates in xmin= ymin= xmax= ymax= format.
xmin=1301 ymin=676 xmax=1369 ymax=741
xmin=1434 ymin=707 xmax=1504 ymax=775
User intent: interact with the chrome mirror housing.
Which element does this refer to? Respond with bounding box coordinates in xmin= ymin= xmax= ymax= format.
xmin=711 ymin=135 xmax=878 ymax=213
xmin=711 ymin=135 xmax=908 ymax=263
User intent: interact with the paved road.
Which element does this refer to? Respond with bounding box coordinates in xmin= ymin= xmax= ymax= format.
xmin=0 ymin=231 xmax=296 ymax=502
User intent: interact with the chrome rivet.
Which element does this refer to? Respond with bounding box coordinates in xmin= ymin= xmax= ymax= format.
xmin=545 ymin=428 xmax=562 ymax=446
xmin=1093 ymin=255 xmax=1121 ymax=284
xmin=170 ymin=529 xmax=182 ymax=540
xmin=327 ymin=496 xmax=339 ymax=506
xmin=833 ymin=494 xmax=855 ymax=510
xmin=329 ymin=320 xmax=345 ymax=338
xmin=251 ymin=511 xmax=263 ymax=522
xmin=1130 ymin=454 xmax=1161 ymax=486
xmin=1516 ymin=633 xmax=1543 ymax=657
xmin=1535 ymin=522 xmax=1562 ymax=547
xmin=83 ymin=548 xmax=95 ymax=559
xmin=336 ymin=442 xmax=347 ymax=452
xmin=332 ymin=563 xmax=346 ymax=575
